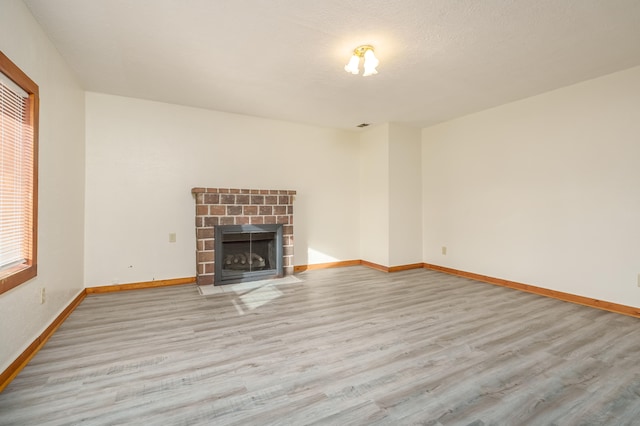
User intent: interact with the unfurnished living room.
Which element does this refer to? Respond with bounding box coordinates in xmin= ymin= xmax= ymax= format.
xmin=1 ymin=1 xmax=640 ymax=424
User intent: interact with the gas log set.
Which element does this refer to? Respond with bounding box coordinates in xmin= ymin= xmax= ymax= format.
xmin=223 ymin=252 xmax=266 ymax=271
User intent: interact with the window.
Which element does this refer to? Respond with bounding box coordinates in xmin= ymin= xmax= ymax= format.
xmin=0 ymin=51 xmax=39 ymax=295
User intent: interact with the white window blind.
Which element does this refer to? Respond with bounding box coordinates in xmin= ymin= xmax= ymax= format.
xmin=0 ymin=73 xmax=33 ymax=271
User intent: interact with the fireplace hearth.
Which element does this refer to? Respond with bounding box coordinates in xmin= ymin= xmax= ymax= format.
xmin=192 ymin=187 xmax=295 ymax=286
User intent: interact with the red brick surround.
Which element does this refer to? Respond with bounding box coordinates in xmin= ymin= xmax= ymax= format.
xmin=191 ymin=187 xmax=295 ymax=285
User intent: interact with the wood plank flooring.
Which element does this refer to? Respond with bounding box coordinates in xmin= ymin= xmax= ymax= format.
xmin=1 ymin=266 xmax=639 ymax=425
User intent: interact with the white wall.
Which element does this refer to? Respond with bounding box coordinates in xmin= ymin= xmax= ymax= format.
xmin=388 ymin=124 xmax=422 ymax=266
xmin=358 ymin=124 xmax=390 ymax=266
xmin=0 ymin=0 xmax=85 ymax=373
xmin=358 ymin=123 xmax=422 ymax=268
xmin=422 ymin=66 xmax=640 ymax=308
xmin=84 ymin=93 xmax=360 ymax=287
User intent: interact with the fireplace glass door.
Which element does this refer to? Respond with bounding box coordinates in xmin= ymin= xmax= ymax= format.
xmin=214 ymin=224 xmax=283 ymax=285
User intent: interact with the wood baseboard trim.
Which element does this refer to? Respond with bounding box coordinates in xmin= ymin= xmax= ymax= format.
xmin=423 ymin=263 xmax=640 ymax=319
xmin=360 ymin=261 xmax=424 ymax=273
xmin=359 ymin=260 xmax=389 ymax=272
xmin=85 ymin=277 xmax=196 ymax=294
xmin=295 ymin=260 xmax=424 ymax=274
xmin=389 ymin=263 xmax=424 ymax=272
xmin=0 ymin=289 xmax=86 ymax=393
xmin=294 ymin=260 xmax=361 ymax=273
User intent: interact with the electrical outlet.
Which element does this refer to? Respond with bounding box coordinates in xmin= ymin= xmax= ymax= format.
xmin=442 ymin=246 xmax=447 ymax=255
xmin=39 ymin=288 xmax=45 ymax=304
xmin=169 ymin=233 xmax=176 ymax=243
xmin=637 ymin=273 xmax=640 ymax=288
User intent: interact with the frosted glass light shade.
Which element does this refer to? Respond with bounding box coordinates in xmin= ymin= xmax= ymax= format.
xmin=344 ymin=55 xmax=360 ymax=74
xmin=362 ymin=49 xmax=379 ymax=76
xmin=345 ymin=45 xmax=379 ymax=76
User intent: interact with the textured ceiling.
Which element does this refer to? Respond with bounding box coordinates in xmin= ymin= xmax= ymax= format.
xmin=24 ymin=0 xmax=640 ymax=129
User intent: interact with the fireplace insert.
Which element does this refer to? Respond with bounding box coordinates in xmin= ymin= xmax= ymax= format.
xmin=214 ymin=224 xmax=283 ymax=285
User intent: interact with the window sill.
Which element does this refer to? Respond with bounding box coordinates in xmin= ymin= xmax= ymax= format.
xmin=0 ymin=264 xmax=37 ymax=294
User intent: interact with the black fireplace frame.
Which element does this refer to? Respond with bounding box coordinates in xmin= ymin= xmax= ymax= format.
xmin=214 ymin=224 xmax=283 ymax=285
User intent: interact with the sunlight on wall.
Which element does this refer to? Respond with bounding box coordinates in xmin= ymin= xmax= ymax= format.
xmin=307 ymin=248 xmax=340 ymax=264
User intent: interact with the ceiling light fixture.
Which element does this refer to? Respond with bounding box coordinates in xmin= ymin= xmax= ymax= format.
xmin=344 ymin=45 xmax=379 ymax=76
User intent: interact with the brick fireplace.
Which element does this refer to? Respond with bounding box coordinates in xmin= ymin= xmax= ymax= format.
xmin=192 ymin=187 xmax=295 ymax=285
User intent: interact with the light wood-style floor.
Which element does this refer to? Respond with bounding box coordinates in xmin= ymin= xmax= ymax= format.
xmin=1 ymin=267 xmax=639 ymax=425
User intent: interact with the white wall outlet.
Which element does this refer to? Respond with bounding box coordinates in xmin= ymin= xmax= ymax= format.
xmin=637 ymin=273 xmax=640 ymax=288
xmin=442 ymin=246 xmax=447 ymax=255
xmin=169 ymin=233 xmax=177 ymax=243
xmin=39 ymin=287 xmax=45 ymax=304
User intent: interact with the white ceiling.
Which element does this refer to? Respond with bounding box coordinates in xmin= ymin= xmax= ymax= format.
xmin=24 ymin=0 xmax=640 ymax=130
